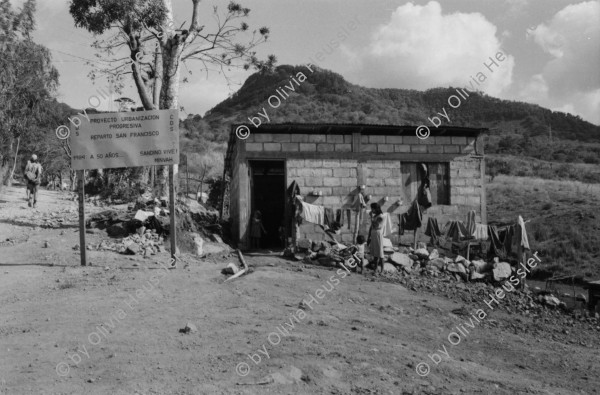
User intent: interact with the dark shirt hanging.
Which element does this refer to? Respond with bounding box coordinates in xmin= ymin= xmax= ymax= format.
xmin=399 ymin=200 xmax=422 ymax=235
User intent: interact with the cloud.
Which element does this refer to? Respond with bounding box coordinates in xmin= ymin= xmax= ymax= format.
xmin=518 ymin=74 xmax=549 ymax=102
xmin=344 ymin=1 xmax=514 ymax=97
xmin=523 ymin=0 xmax=600 ymax=124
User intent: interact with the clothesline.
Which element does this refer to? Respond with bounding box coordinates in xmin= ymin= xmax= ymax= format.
xmin=295 ymin=196 xmax=531 ymax=251
xmin=296 ymin=199 xmax=394 ymax=238
xmin=297 ymin=200 xmax=351 ymax=232
xmin=424 ymin=213 xmax=531 ymax=261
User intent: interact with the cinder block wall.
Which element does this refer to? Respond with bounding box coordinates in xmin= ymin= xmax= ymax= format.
xmin=245 ymin=133 xmax=478 ymax=155
xmin=235 ymin=131 xmax=485 ymax=247
xmin=286 ymin=157 xmax=483 ymax=245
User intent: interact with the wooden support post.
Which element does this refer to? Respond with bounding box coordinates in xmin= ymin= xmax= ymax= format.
xmin=353 ymin=209 xmax=361 ymax=244
xmin=519 ymin=250 xmax=527 ymax=290
xmin=169 ymin=165 xmax=177 ymax=266
xmin=77 ymin=170 xmax=87 ymax=266
xmin=413 ymin=229 xmax=418 ymax=250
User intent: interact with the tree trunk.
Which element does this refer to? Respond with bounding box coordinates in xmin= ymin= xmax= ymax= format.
xmin=130 ymin=49 xmax=155 ymax=110
xmin=155 ymin=165 xmax=169 ymax=198
xmin=70 ymin=170 xmax=77 ymax=191
xmin=153 ymin=46 xmax=163 ymax=109
xmin=154 ymin=33 xmax=182 ymax=199
xmin=8 ymin=136 xmax=20 ymax=186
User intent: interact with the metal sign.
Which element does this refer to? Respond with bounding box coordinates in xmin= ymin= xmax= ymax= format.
xmin=70 ymin=109 xmax=179 ymax=170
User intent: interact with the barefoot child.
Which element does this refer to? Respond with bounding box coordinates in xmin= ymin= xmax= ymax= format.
xmin=250 ymin=210 xmax=267 ymax=250
xmin=355 ymin=235 xmax=368 ymax=274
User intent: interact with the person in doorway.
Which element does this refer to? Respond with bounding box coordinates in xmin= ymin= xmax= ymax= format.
xmin=368 ymin=203 xmax=384 ymax=274
xmin=250 ymin=210 xmax=267 ymax=250
xmin=278 ymin=222 xmax=286 ymax=248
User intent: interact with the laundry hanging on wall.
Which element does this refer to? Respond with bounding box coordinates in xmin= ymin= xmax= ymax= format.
xmin=417 ymin=163 xmax=432 ymax=209
xmin=399 ymin=200 xmax=422 ymax=235
xmin=398 ymin=163 xmax=431 ymax=236
xmin=472 ymin=224 xmax=488 ymax=240
xmin=381 ymin=212 xmax=394 ymax=237
xmin=299 ymin=201 xmax=325 ymax=226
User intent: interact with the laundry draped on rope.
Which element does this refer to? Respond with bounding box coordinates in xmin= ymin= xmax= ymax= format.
xmin=487 ymin=215 xmax=530 ymax=259
xmin=296 ymin=200 xmax=345 ymax=234
xmin=425 ymin=210 xmax=530 ymax=260
xmin=299 ymin=201 xmax=325 ymax=225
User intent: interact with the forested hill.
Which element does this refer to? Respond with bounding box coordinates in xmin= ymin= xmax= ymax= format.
xmin=181 ymin=65 xmax=600 ymax=168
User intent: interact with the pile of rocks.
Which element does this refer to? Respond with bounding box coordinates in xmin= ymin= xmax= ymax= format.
xmin=386 ymin=245 xmax=515 ymax=284
xmin=381 ymin=268 xmax=600 ymax=342
xmin=88 ymin=229 xmax=165 ymax=257
xmin=84 ymin=194 xmax=232 ymax=258
xmin=292 ymin=239 xmax=349 ymax=267
xmin=87 ymin=205 xmax=170 ymax=237
xmin=376 ymin=246 xmax=600 ymax=343
xmin=120 ymin=230 xmax=164 ymax=257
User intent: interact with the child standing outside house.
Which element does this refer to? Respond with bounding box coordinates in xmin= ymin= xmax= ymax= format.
xmin=250 ymin=210 xmax=267 ymax=250
xmin=355 ymin=234 xmax=368 ymax=274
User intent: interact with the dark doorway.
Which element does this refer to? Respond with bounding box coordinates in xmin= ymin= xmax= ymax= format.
xmin=250 ymin=160 xmax=285 ymax=248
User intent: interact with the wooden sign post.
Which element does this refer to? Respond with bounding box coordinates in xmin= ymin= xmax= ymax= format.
xmin=169 ymin=164 xmax=177 ymax=265
xmin=78 ymin=170 xmax=87 ymax=266
xmin=69 ymin=109 xmax=180 ymax=266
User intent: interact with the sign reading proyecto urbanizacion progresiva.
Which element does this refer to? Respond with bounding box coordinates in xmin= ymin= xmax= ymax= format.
xmin=70 ymin=109 xmax=179 ymax=170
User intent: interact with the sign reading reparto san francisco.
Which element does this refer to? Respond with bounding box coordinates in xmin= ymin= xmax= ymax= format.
xmin=70 ymin=109 xmax=179 ymax=170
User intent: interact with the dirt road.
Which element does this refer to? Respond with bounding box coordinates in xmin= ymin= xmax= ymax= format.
xmin=0 ymin=185 xmax=598 ymax=394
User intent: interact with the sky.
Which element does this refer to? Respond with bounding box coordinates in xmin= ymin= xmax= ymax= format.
xmin=15 ymin=0 xmax=600 ymax=125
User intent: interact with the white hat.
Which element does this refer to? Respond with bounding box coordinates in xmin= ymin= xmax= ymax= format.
xmin=31 ymin=154 xmax=37 ymax=160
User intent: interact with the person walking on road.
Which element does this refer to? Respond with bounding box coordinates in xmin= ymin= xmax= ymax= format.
xmin=23 ymin=158 xmax=33 ymax=201
xmin=24 ymin=154 xmax=42 ymax=208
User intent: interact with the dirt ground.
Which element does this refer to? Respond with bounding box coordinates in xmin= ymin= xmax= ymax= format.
xmin=0 ymin=185 xmax=599 ymax=395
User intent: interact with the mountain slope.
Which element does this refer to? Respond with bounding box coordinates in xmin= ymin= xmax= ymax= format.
xmin=180 ymin=65 xmax=600 ymax=183
xmin=196 ymin=65 xmax=599 ymax=140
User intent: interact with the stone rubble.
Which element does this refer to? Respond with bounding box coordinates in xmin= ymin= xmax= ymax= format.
xmin=293 ymin=240 xmax=599 ymax=343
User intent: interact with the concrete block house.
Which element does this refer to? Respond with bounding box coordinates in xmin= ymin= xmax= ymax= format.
xmin=224 ymin=124 xmax=487 ymax=250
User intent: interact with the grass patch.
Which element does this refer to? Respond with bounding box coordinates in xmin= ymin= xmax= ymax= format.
xmin=487 ymin=175 xmax=600 ymax=280
xmin=487 ymin=155 xmax=600 ymax=184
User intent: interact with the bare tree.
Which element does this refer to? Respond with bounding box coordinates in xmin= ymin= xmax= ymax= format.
xmin=69 ymin=0 xmax=275 ymax=195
